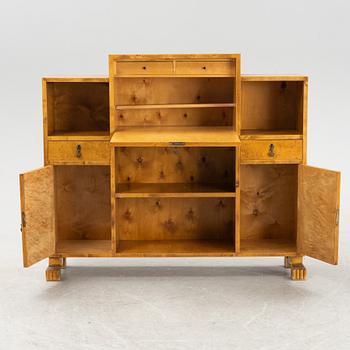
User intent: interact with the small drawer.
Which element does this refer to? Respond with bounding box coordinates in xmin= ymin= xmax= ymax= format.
xmin=176 ymin=61 xmax=235 ymax=75
xmin=47 ymin=141 xmax=110 ymax=164
xmin=241 ymin=140 xmax=303 ymax=163
xmin=115 ymin=61 xmax=173 ymax=75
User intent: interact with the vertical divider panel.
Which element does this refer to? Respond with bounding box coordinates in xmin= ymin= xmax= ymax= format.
xmin=235 ymin=146 xmax=240 ymax=253
xmin=111 ymin=147 xmax=117 ymax=252
xmin=109 ymin=55 xmax=116 ymax=135
xmin=235 ymin=55 xmax=241 ymax=134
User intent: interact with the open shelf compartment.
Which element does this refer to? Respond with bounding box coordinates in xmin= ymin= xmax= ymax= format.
xmin=112 ymin=76 xmax=237 ymax=132
xmin=241 ymin=77 xmax=306 ymax=137
xmin=44 ymin=79 xmax=110 ymax=139
xmin=115 ymin=197 xmax=235 ymax=256
xmin=114 ymin=146 xmax=236 ymax=197
xmin=240 ymin=164 xmax=297 ymax=255
xmin=54 ymin=165 xmax=112 ymax=256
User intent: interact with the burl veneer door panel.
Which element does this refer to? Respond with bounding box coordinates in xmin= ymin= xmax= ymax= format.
xmin=298 ymin=165 xmax=341 ymax=264
xmin=19 ymin=166 xmax=55 ymax=267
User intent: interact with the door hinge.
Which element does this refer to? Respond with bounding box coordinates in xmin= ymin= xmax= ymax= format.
xmin=335 ymin=208 xmax=339 ymax=225
xmin=235 ymin=181 xmax=239 ymax=188
xmin=21 ymin=211 xmax=26 ymax=231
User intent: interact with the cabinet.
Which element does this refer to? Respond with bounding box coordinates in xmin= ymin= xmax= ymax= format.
xmin=19 ymin=55 xmax=340 ymax=281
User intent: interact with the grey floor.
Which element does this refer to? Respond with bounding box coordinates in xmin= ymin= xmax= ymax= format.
xmin=1 ymin=234 xmax=350 ymax=350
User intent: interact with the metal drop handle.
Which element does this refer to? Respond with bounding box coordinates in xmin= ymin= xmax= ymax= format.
xmin=268 ymin=144 xmax=275 ymax=157
xmin=76 ymin=144 xmax=82 ymax=158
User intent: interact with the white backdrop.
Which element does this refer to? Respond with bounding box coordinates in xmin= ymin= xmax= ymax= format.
xmin=1 ymin=2 xmax=350 ymax=349
xmin=1 ymin=0 xmax=349 ymax=258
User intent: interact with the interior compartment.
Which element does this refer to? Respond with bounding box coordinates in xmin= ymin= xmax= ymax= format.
xmin=116 ymin=197 xmax=235 ymax=255
xmin=55 ymin=165 xmax=111 ymax=253
xmin=241 ymin=80 xmax=304 ymax=134
xmin=115 ymin=106 xmax=233 ymax=127
xmin=115 ymin=77 xmax=234 ymax=106
xmin=240 ymin=164 xmax=297 ymax=254
xmin=115 ymin=147 xmax=236 ymax=196
xmin=46 ymin=82 xmax=109 ymax=136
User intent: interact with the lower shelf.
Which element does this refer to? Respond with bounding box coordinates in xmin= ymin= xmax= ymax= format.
xmin=116 ymin=239 xmax=235 ymax=257
xmin=56 ymin=240 xmax=113 ymax=257
xmin=239 ymin=239 xmax=297 ymax=256
xmin=54 ymin=239 xmax=297 ymax=257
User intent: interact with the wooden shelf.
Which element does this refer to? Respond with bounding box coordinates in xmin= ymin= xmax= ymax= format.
xmin=56 ymin=240 xmax=112 ymax=257
xmin=48 ymin=131 xmax=110 ymax=141
xmin=116 ymin=239 xmax=235 ymax=257
xmin=240 ymin=129 xmax=302 ymax=140
xmin=116 ymin=103 xmax=235 ymax=110
xmin=116 ymin=183 xmax=236 ymax=198
xmin=239 ymin=239 xmax=297 ymax=256
xmin=111 ymin=127 xmax=240 ymax=146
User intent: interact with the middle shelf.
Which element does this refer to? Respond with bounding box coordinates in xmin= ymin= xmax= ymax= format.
xmin=116 ymin=183 xmax=236 ymax=198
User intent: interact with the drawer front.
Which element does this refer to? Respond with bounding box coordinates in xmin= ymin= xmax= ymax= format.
xmin=176 ymin=61 xmax=235 ymax=75
xmin=48 ymin=141 xmax=110 ymax=164
xmin=241 ymin=140 xmax=303 ymax=163
xmin=115 ymin=61 xmax=173 ymax=75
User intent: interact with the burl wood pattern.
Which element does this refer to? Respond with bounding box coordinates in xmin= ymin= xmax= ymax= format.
xmin=240 ymin=165 xmax=297 ymax=241
xmin=20 ymin=166 xmax=54 ymax=267
xmin=117 ymin=198 xmax=234 ymax=241
xmin=48 ymin=82 xmax=109 ymax=133
xmin=241 ymin=80 xmax=304 ymax=132
xmin=115 ymin=78 xmax=233 ymax=105
xmin=115 ymin=107 xmax=233 ymax=128
xmin=298 ymin=165 xmax=340 ymax=264
xmin=55 ymin=166 xmax=111 ymax=241
xmin=47 ymin=140 xmax=110 ymax=164
xmin=241 ymin=140 xmax=303 ymax=163
xmin=116 ymin=147 xmax=235 ymax=185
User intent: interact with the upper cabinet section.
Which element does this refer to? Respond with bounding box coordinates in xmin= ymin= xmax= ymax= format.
xmin=43 ymin=78 xmax=110 ymax=140
xmin=241 ymin=76 xmax=307 ymax=139
xmin=109 ymin=54 xmax=240 ymax=134
xmin=110 ymin=54 xmax=238 ymax=77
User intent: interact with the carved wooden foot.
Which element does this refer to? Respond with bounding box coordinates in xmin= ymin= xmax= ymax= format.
xmin=46 ymin=256 xmax=65 ymax=281
xmin=288 ymin=257 xmax=307 ymax=281
xmin=46 ymin=266 xmax=61 ymax=281
xmin=49 ymin=256 xmax=66 ymax=269
xmin=284 ymin=256 xmax=292 ymax=268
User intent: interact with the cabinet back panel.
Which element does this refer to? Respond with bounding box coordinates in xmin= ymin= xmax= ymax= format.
xmin=49 ymin=82 xmax=109 ymax=133
xmin=55 ymin=166 xmax=111 ymax=240
xmin=115 ymin=78 xmax=234 ymax=105
xmin=240 ymin=165 xmax=297 ymax=240
xmin=241 ymin=81 xmax=303 ymax=131
xmin=117 ymin=198 xmax=234 ymax=241
xmin=115 ymin=107 xmax=233 ymax=127
xmin=116 ymin=147 xmax=235 ymax=184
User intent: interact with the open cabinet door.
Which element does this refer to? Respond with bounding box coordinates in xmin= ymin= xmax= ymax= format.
xmin=298 ymin=165 xmax=341 ymax=264
xmin=20 ymin=166 xmax=55 ymax=267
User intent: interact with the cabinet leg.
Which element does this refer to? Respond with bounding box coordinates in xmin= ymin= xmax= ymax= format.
xmin=289 ymin=256 xmax=307 ymax=281
xmin=46 ymin=266 xmax=61 ymax=281
xmin=284 ymin=256 xmax=292 ymax=268
xmin=46 ymin=256 xmax=65 ymax=281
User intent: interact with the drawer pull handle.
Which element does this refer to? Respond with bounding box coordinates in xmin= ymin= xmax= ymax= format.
xmin=268 ymin=144 xmax=275 ymax=157
xmin=170 ymin=141 xmax=186 ymax=146
xmin=76 ymin=144 xmax=82 ymax=158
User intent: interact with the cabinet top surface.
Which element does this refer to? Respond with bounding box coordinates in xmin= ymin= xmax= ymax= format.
xmin=109 ymin=54 xmax=240 ymax=61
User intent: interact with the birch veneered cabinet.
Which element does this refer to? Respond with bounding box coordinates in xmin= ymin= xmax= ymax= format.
xmin=19 ymin=54 xmax=341 ymax=281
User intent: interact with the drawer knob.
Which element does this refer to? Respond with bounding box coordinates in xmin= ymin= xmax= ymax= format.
xmin=202 ymin=66 xmax=207 ymax=70
xmin=76 ymin=144 xmax=82 ymax=158
xmin=142 ymin=66 xmax=147 ymax=70
xmin=268 ymin=144 xmax=275 ymax=157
